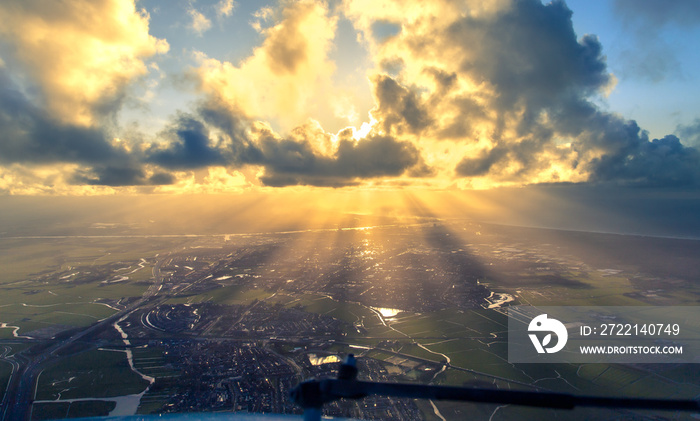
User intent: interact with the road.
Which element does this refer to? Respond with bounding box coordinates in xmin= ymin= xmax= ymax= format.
xmin=0 ymin=346 xmax=21 ymax=421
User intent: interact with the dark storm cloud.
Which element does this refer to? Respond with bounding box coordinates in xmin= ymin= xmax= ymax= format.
xmin=369 ymin=0 xmax=626 ymax=183
xmin=0 ymin=69 xmax=120 ymax=165
xmin=253 ymin=130 xmax=425 ymax=187
xmin=429 ymin=0 xmax=700 ymax=187
xmin=372 ymin=74 xmax=431 ymax=135
xmin=447 ymin=0 xmax=611 ymax=133
xmin=148 ymin=172 xmax=177 ymax=185
xmin=332 ymin=135 xmax=423 ymax=177
xmin=71 ymin=165 xmax=175 ymax=186
xmin=589 ymin=133 xmax=700 ymax=187
xmin=184 ymin=93 xmax=430 ymax=187
xmin=548 ymin=102 xmax=700 ymax=186
xmin=198 ymin=101 xmax=247 ymax=144
xmin=197 ymin=100 xmax=265 ymax=165
xmin=146 ymin=114 xmax=228 ymax=169
xmin=455 ymin=147 xmax=508 ymax=177
xmin=138 ymin=103 xmax=428 ymax=188
xmin=0 ymin=67 xmax=182 ymax=187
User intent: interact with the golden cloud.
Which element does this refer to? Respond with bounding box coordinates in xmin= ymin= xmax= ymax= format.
xmin=0 ymin=163 xmax=123 ymax=195
xmin=216 ymin=0 xmax=236 ymax=18
xmin=339 ymin=0 xmax=640 ymax=188
xmin=193 ymin=0 xmax=337 ymax=132
xmin=188 ymin=7 xmax=212 ymax=35
xmin=0 ymin=0 xmax=168 ymax=127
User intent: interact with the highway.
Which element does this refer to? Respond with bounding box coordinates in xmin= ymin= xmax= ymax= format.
xmin=0 ymin=345 xmax=21 ymax=421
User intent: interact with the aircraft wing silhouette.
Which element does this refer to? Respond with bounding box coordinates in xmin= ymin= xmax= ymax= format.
xmin=53 ymin=354 xmax=699 ymax=421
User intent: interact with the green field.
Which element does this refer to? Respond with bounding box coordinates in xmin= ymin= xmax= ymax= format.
xmin=32 ymin=400 xmax=116 ymax=420
xmin=131 ymin=345 xmax=180 ymax=414
xmin=0 ymin=302 xmax=117 ymax=338
xmin=329 ymin=300 xmax=700 ymax=419
xmin=495 ymin=268 xmax=700 ymax=307
xmin=0 ymin=237 xmax=179 ymax=284
xmin=166 ymin=285 xmax=275 ymax=305
xmin=31 ymin=402 xmax=70 ymax=421
xmin=0 ymin=236 xmax=180 ymax=337
xmin=0 ymin=359 xmax=12 ymax=401
xmin=36 ymin=349 xmax=151 ymax=401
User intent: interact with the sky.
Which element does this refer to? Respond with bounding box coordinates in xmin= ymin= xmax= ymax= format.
xmin=1 ymin=0 xmax=700 ymax=197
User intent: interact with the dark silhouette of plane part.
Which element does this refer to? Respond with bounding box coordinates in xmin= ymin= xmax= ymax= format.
xmin=290 ymin=354 xmax=700 ymax=421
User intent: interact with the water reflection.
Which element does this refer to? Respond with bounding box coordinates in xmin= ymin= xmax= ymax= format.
xmin=372 ymin=307 xmax=402 ymax=318
xmin=308 ymin=354 xmax=341 ymax=366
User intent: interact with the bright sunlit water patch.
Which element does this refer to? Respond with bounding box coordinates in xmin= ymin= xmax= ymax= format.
xmin=307 ymin=354 xmax=341 ymax=366
xmin=372 ymin=307 xmax=402 ymax=318
xmin=484 ymin=292 xmax=515 ymax=309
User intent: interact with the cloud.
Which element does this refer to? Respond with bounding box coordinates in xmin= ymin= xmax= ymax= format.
xmin=188 ymin=7 xmax=212 ymax=35
xmin=0 ymin=65 xmax=177 ymax=191
xmin=254 ymin=130 xmax=425 ymax=187
xmin=445 ymin=2 xmax=612 ymax=130
xmin=440 ymin=0 xmax=616 ymax=183
xmin=101 ymin=90 xmax=427 ymax=189
xmin=676 ymin=119 xmax=700 ymax=147
xmin=344 ymin=0 xmax=614 ymax=184
xmin=0 ymin=164 xmax=118 ymax=195
xmin=193 ymin=0 xmax=338 ymax=131
xmin=588 ymin=130 xmax=700 ymax=187
xmin=0 ymin=0 xmax=168 ymax=126
xmin=341 ymin=0 xmax=700 ymax=188
xmin=0 ymin=69 xmax=122 ymax=165
xmin=142 ymin=101 xmax=429 ymax=188
xmin=371 ymin=74 xmax=431 ymax=135
xmin=216 ymin=0 xmax=236 ymax=18
xmin=2 ymin=0 xmax=699 ymax=194
xmin=195 ymin=105 xmax=428 ymax=187
xmin=455 ymin=147 xmax=508 ymax=177
xmin=147 ymin=114 xmax=228 ymax=169
xmin=250 ymin=6 xmax=274 ymax=32
xmin=71 ymin=164 xmax=174 ymax=186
